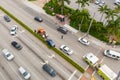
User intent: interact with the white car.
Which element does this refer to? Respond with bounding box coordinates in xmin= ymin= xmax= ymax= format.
xmin=18 ymin=67 xmax=31 ymax=79
xmin=114 ymin=0 xmax=120 ymax=5
xmin=10 ymin=25 xmax=18 ymax=35
xmin=95 ymin=0 xmax=105 ymax=6
xmin=60 ymin=45 xmax=73 ymax=55
xmin=78 ymin=37 xmax=90 ymax=45
xmin=104 ymin=50 xmax=120 ymax=60
xmin=2 ymin=49 xmax=14 ymax=61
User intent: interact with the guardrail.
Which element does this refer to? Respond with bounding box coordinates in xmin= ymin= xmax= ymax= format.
xmin=0 ymin=6 xmax=85 ymax=73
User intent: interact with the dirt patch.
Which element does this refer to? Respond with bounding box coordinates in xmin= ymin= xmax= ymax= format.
xmin=80 ymin=75 xmax=90 ymax=80
xmin=86 ymin=66 xmax=95 ymax=75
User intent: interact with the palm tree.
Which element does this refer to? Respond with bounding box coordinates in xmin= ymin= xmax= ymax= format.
xmin=98 ymin=5 xmax=110 ymax=22
xmin=107 ymin=17 xmax=120 ymax=41
xmin=78 ymin=9 xmax=90 ymax=31
xmin=75 ymin=0 xmax=89 ymax=10
xmin=105 ymin=9 xmax=118 ymax=23
xmin=114 ymin=5 xmax=120 ymax=13
xmin=57 ymin=0 xmax=70 ymax=14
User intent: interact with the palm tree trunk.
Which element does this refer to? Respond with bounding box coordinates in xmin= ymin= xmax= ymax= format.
xmin=100 ymin=13 xmax=104 ymax=22
xmin=79 ymin=16 xmax=84 ymax=31
xmin=61 ymin=0 xmax=64 ymax=14
xmin=78 ymin=4 xmax=80 ymax=10
xmin=83 ymin=12 xmax=95 ymax=38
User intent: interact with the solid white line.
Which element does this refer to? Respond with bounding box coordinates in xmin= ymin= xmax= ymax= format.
xmin=85 ymin=65 xmax=89 ymax=71
xmin=77 ymin=74 xmax=82 ymax=80
xmin=7 ymin=61 xmax=23 ymax=80
xmin=0 ymin=71 xmax=6 ymax=80
xmin=68 ymin=70 xmax=77 ymax=80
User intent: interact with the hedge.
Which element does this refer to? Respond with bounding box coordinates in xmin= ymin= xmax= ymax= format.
xmin=97 ymin=69 xmax=110 ymax=80
xmin=0 ymin=6 xmax=85 ymax=73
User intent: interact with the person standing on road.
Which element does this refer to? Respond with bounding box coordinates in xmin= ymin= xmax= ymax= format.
xmin=61 ymin=35 xmax=63 ymax=39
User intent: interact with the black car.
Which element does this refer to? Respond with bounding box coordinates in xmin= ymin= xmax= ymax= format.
xmin=11 ymin=41 xmax=22 ymax=50
xmin=46 ymin=39 xmax=55 ymax=47
xmin=34 ymin=17 xmax=43 ymax=22
xmin=4 ymin=15 xmax=11 ymax=22
xmin=57 ymin=27 xmax=68 ymax=34
xmin=43 ymin=64 xmax=57 ymax=77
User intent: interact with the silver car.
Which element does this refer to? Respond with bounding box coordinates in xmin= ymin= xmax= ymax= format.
xmin=60 ymin=45 xmax=73 ymax=55
xmin=95 ymin=0 xmax=105 ymax=6
xmin=10 ymin=25 xmax=18 ymax=35
xmin=78 ymin=37 xmax=90 ymax=45
xmin=2 ymin=49 xmax=14 ymax=61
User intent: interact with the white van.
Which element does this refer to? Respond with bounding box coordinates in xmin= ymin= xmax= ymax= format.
xmin=104 ymin=50 xmax=120 ymax=60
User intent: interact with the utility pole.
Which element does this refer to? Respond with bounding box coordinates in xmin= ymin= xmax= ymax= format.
xmin=83 ymin=12 xmax=96 ymax=38
xmin=79 ymin=16 xmax=84 ymax=31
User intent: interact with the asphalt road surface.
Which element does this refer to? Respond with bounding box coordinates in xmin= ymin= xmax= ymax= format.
xmin=0 ymin=0 xmax=120 ymax=80
xmin=0 ymin=11 xmax=82 ymax=80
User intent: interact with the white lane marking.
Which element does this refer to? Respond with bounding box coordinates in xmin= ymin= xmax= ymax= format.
xmin=6 ymin=61 xmax=23 ymax=80
xmin=68 ymin=70 xmax=77 ymax=80
xmin=19 ymin=30 xmax=25 ymax=33
xmin=48 ymin=54 xmax=55 ymax=58
xmin=40 ymin=62 xmax=46 ymax=65
xmin=51 ymin=61 xmax=70 ymax=77
xmin=0 ymin=71 xmax=6 ymax=80
xmin=17 ymin=55 xmax=41 ymax=80
xmin=77 ymin=74 xmax=82 ymax=80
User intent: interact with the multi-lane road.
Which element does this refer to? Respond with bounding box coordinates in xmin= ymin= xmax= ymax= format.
xmin=0 ymin=10 xmax=82 ymax=80
xmin=0 ymin=0 xmax=120 ymax=80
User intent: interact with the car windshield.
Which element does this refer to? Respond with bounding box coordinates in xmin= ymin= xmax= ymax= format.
xmin=6 ymin=53 xmax=11 ymax=57
xmin=106 ymin=50 xmax=110 ymax=53
xmin=16 ymin=44 xmax=20 ymax=48
xmin=81 ymin=38 xmax=88 ymax=43
xmin=11 ymin=29 xmax=15 ymax=31
xmin=23 ymin=72 xmax=28 ymax=77
xmin=63 ymin=46 xmax=70 ymax=52
xmin=49 ymin=40 xmax=54 ymax=44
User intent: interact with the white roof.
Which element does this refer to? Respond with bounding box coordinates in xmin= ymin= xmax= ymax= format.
xmin=109 ymin=50 xmax=120 ymax=56
xmin=85 ymin=53 xmax=99 ymax=65
xmin=64 ymin=46 xmax=69 ymax=51
xmin=99 ymin=64 xmax=117 ymax=80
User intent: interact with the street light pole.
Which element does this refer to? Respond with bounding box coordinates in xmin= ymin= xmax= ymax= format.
xmin=83 ymin=12 xmax=96 ymax=38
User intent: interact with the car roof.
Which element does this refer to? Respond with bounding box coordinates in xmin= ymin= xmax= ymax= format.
xmin=85 ymin=53 xmax=99 ymax=64
xmin=19 ymin=67 xmax=26 ymax=73
xmin=63 ymin=46 xmax=69 ymax=51
xmin=43 ymin=64 xmax=55 ymax=73
xmin=82 ymin=38 xmax=88 ymax=42
xmin=107 ymin=50 xmax=120 ymax=56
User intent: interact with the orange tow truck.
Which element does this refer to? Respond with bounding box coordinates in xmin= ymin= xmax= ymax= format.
xmin=37 ymin=28 xmax=48 ymax=38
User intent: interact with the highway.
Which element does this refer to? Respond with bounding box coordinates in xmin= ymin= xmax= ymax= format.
xmin=0 ymin=10 xmax=81 ymax=80
xmin=0 ymin=0 xmax=120 ymax=80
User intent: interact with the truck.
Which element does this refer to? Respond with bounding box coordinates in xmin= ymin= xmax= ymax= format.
xmin=37 ymin=28 xmax=48 ymax=38
xmin=83 ymin=53 xmax=99 ymax=67
xmin=97 ymin=64 xmax=117 ymax=80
